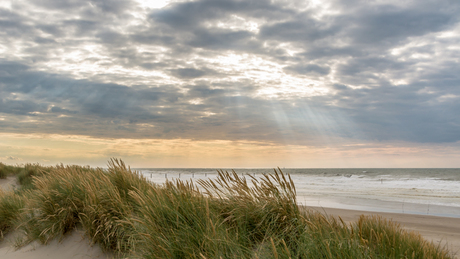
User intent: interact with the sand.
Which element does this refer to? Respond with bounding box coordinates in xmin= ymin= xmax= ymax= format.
xmin=0 ymin=177 xmax=112 ymax=259
xmin=309 ymin=206 xmax=460 ymax=258
xmin=0 ymin=231 xmax=112 ymax=259
xmin=0 ymin=176 xmax=18 ymax=192
xmin=1 ymin=177 xmax=459 ymax=258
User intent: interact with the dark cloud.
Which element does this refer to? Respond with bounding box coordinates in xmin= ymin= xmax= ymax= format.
xmin=62 ymin=19 xmax=100 ymax=37
xmin=34 ymin=37 xmax=57 ymax=44
xmin=2 ymin=59 xmax=460 ymax=144
xmin=0 ymin=99 xmax=46 ymax=116
xmin=335 ymin=57 xmax=413 ymax=86
xmin=1 ymin=62 xmax=173 ymax=123
xmin=26 ymin=0 xmax=130 ymax=14
xmin=1 ymin=0 xmax=460 ymax=146
xmin=284 ymin=64 xmax=330 ymax=76
xmin=259 ymin=17 xmax=337 ymax=43
xmin=187 ymin=28 xmax=258 ymax=51
xmin=301 ymin=46 xmax=362 ymax=60
xmin=170 ymin=68 xmax=207 ymax=79
xmin=141 ymin=0 xmax=292 ymax=55
xmin=50 ymin=106 xmax=76 ymax=114
xmin=170 ymin=67 xmax=223 ymax=79
xmin=346 ymin=3 xmax=458 ymax=46
xmin=0 ymin=9 xmax=34 ymax=37
xmin=149 ymin=0 xmax=294 ymax=29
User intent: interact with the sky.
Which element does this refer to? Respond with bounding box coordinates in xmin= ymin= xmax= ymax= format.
xmin=1 ymin=0 xmax=460 ymax=168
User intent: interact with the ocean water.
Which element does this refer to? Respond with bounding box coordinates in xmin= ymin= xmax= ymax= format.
xmin=135 ymin=168 xmax=460 ymax=218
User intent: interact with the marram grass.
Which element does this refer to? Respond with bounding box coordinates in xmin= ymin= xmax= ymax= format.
xmin=0 ymin=162 xmax=24 ymax=179
xmin=0 ymin=159 xmax=454 ymax=258
xmin=0 ymin=189 xmax=25 ymax=240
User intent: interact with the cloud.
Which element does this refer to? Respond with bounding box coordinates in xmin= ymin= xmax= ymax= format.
xmin=25 ymin=0 xmax=131 ymax=14
xmin=170 ymin=68 xmax=208 ymax=79
xmin=259 ymin=16 xmax=337 ymax=44
xmin=345 ymin=2 xmax=459 ymax=46
xmin=284 ymin=64 xmax=330 ymax=76
xmin=1 ymin=0 xmax=460 ymax=150
xmin=148 ymin=0 xmax=293 ymax=29
xmin=1 ymin=57 xmax=460 ymax=146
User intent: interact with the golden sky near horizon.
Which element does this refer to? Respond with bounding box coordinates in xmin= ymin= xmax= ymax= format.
xmin=2 ymin=133 xmax=460 ymax=168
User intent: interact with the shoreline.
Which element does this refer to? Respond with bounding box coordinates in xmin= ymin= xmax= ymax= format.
xmin=297 ymin=194 xmax=460 ymax=219
xmin=306 ymin=206 xmax=460 ymax=258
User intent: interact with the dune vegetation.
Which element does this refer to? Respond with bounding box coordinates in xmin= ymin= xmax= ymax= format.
xmin=0 ymin=159 xmax=453 ymax=258
xmin=0 ymin=162 xmax=21 ymax=179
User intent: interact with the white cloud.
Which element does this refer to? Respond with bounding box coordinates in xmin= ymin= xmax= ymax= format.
xmin=134 ymin=0 xmax=172 ymax=9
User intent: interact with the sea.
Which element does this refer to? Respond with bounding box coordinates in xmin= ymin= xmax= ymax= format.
xmin=134 ymin=168 xmax=460 ymax=218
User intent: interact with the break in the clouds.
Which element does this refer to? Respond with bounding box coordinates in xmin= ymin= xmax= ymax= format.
xmin=1 ymin=0 xmax=460 ymax=166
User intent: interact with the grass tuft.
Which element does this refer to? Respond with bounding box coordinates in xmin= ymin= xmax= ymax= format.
xmin=0 ymin=160 xmax=454 ymax=258
xmin=0 ymin=162 xmax=23 ymax=179
xmin=0 ymin=163 xmax=6 ymax=179
xmin=0 ymin=189 xmax=25 ymax=240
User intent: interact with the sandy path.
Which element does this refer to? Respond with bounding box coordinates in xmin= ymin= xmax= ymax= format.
xmin=0 ymin=177 xmax=18 ymax=192
xmin=0 ymin=231 xmax=113 ymax=259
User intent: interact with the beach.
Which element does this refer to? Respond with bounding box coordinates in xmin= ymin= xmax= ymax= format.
xmin=2 ymin=206 xmax=458 ymax=258
xmin=0 ymin=176 xmax=111 ymax=259
xmin=0 ymin=230 xmax=111 ymax=259
xmin=1 ymin=174 xmax=459 ymax=258
xmin=309 ymin=206 xmax=460 ymax=258
xmin=143 ymin=168 xmax=460 ymax=217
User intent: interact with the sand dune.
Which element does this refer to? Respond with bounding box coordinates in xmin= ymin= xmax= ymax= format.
xmin=310 ymin=206 xmax=460 ymax=259
xmin=0 ymin=230 xmax=112 ymax=259
xmin=1 ymin=177 xmax=112 ymax=259
xmin=1 ymin=177 xmax=458 ymax=258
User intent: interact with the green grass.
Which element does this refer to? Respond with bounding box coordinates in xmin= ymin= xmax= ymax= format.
xmin=0 ymin=163 xmax=6 ymax=179
xmin=0 ymin=159 xmax=454 ymax=258
xmin=0 ymin=162 xmax=23 ymax=179
xmin=16 ymin=163 xmax=52 ymax=190
xmin=0 ymin=189 xmax=25 ymax=240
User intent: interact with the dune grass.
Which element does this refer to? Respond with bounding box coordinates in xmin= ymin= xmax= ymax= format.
xmin=0 ymin=159 xmax=454 ymax=258
xmin=0 ymin=163 xmax=6 ymax=179
xmin=0 ymin=162 xmax=23 ymax=179
xmin=0 ymin=189 xmax=25 ymax=240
